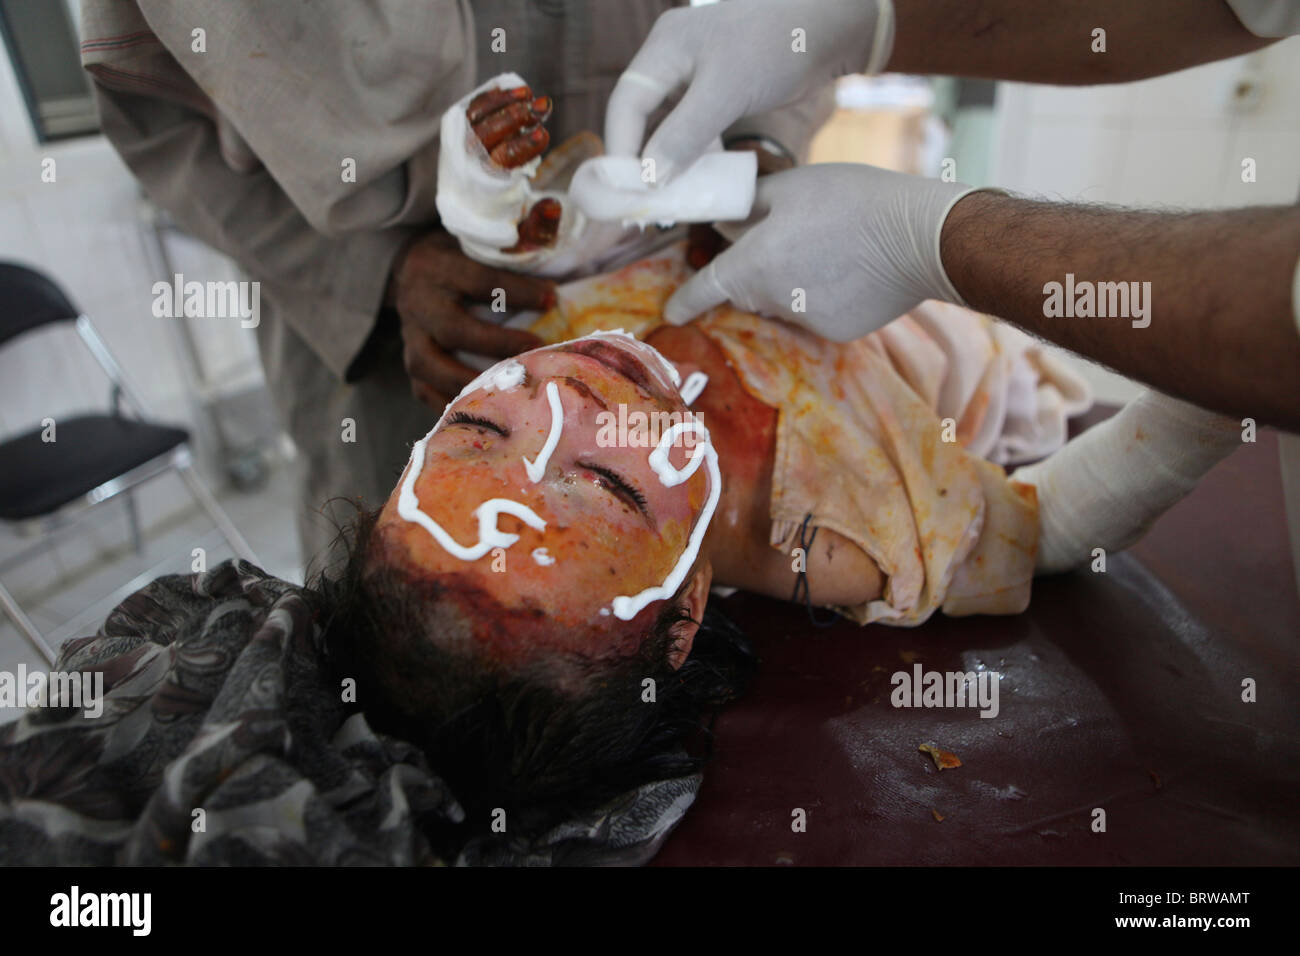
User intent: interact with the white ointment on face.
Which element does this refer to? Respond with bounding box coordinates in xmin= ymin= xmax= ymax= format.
xmin=397 ymin=346 xmax=718 ymax=624
xmin=459 ymin=359 xmax=527 ymax=408
xmin=398 ymin=433 xmax=547 ymax=560
xmin=679 ymin=371 xmax=708 ymax=406
xmin=610 ymin=419 xmax=721 ymax=621
xmin=398 ymin=357 xmax=542 ymax=562
xmin=428 ymin=358 xmax=527 ymax=437
xmin=523 ymin=380 xmax=563 ymax=482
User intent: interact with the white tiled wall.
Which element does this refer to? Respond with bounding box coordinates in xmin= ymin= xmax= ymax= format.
xmin=989 ymin=39 xmax=1300 ymax=403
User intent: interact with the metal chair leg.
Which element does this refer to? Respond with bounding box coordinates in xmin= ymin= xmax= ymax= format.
xmin=175 ymin=460 xmax=259 ymax=565
xmin=0 ymin=577 xmax=57 ymax=665
xmin=124 ymin=491 xmax=144 ymax=555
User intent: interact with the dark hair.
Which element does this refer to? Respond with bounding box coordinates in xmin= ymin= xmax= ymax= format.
xmin=311 ymin=504 xmax=755 ymax=846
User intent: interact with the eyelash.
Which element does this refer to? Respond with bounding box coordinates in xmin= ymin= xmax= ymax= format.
xmin=446 ymin=411 xmax=507 ymax=435
xmin=580 ymin=462 xmax=649 ymax=511
xmin=444 ymin=412 xmax=646 ymax=513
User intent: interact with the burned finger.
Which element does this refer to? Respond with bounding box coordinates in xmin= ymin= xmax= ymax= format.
xmin=472 ymin=101 xmax=538 ymax=151
xmin=489 ymin=126 xmax=549 ymax=168
xmin=466 ymin=85 xmax=531 ymax=125
xmin=504 ymin=198 xmax=563 ymax=252
xmin=528 ymin=96 xmax=552 ymax=124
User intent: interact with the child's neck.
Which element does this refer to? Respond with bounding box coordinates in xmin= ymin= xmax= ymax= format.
xmin=645 ymin=324 xmax=779 ymax=586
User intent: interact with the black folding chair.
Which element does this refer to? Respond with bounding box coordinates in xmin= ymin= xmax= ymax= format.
xmin=0 ymin=262 xmax=258 ymax=664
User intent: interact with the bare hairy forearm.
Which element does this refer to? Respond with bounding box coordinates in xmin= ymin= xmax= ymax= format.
xmin=887 ymin=0 xmax=1274 ymax=84
xmin=940 ymin=191 xmax=1300 ymax=430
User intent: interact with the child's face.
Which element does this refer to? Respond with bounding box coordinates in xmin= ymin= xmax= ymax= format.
xmin=374 ymin=337 xmax=714 ymax=663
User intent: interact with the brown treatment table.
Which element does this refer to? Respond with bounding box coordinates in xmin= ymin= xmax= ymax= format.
xmin=652 ymin=408 xmax=1300 ymax=866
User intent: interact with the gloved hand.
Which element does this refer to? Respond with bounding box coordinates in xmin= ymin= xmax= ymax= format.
xmin=605 ymin=0 xmax=894 ymax=183
xmin=663 ymin=163 xmax=983 ymax=339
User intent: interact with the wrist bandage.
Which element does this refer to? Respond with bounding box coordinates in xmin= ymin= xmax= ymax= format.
xmin=1010 ymin=390 xmax=1242 ymax=574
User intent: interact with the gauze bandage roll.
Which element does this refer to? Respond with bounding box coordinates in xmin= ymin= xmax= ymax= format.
xmin=1010 ymin=390 xmax=1242 ymax=574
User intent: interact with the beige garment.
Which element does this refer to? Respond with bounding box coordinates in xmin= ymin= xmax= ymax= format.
xmin=79 ymin=0 xmax=833 ymax=564
xmin=874 ymin=303 xmax=1092 ymax=466
xmin=532 ymin=243 xmax=1093 ymax=625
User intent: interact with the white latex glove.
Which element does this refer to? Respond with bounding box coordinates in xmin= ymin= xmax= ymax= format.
xmin=606 ymin=0 xmax=894 ymax=183
xmin=663 ymin=163 xmax=983 ymax=338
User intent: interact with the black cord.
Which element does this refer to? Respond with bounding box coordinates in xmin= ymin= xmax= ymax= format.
xmin=790 ymin=513 xmax=842 ymax=629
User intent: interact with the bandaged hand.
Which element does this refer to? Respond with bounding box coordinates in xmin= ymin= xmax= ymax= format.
xmin=439 ymin=73 xmax=637 ymax=276
xmin=664 ymin=163 xmax=981 ymax=338
xmin=465 ymin=85 xmax=561 ymax=252
xmin=436 ymin=73 xmax=567 ymax=257
xmin=605 ymin=0 xmax=893 ymax=183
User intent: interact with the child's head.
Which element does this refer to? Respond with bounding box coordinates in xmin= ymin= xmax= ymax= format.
xmin=320 ymin=336 xmax=747 ymax=832
xmin=373 ymin=333 xmax=718 ymax=674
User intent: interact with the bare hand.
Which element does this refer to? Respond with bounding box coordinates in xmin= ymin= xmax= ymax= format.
xmin=388 ymin=230 xmax=555 ymax=407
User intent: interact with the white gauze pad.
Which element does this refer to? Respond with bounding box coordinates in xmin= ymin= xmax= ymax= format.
xmin=569 ymin=150 xmax=757 ymax=226
xmin=1010 ymin=390 xmax=1241 ymax=574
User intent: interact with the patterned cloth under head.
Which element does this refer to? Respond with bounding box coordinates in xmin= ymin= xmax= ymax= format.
xmin=0 ymin=560 xmax=697 ymax=866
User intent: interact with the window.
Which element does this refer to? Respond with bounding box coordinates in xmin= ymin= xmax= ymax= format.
xmin=0 ymin=0 xmax=98 ymax=142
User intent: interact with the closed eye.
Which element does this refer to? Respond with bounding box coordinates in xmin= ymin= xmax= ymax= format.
xmin=579 ymin=461 xmax=652 ymax=524
xmin=445 ymin=411 xmax=509 ymax=436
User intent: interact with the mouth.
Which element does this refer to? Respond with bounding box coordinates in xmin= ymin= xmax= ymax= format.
xmin=557 ymin=339 xmax=674 ymax=404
